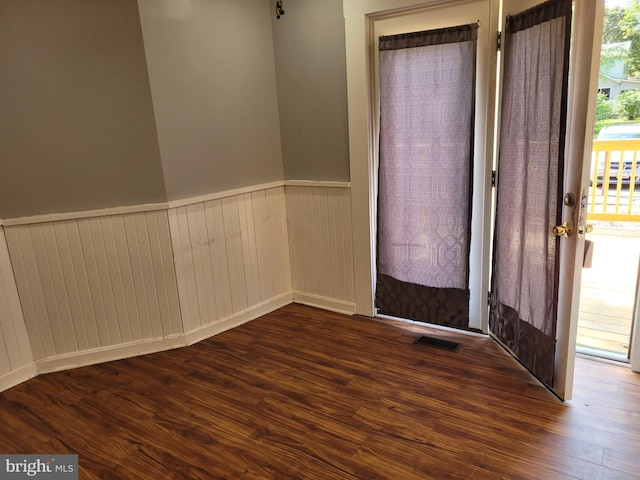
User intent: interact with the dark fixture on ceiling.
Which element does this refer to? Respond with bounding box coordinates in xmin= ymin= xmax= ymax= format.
xmin=275 ymin=1 xmax=285 ymax=19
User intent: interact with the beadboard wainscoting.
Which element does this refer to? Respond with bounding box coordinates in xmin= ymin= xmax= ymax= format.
xmin=0 ymin=224 xmax=36 ymax=392
xmin=3 ymin=209 xmax=184 ymax=374
xmin=0 ymin=181 xmax=358 ymax=392
xmin=284 ymin=182 xmax=355 ymax=314
xmin=168 ymin=185 xmax=293 ymax=345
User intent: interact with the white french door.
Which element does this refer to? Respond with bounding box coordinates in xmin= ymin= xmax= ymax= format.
xmin=344 ymin=0 xmax=601 ymax=400
xmin=371 ymin=0 xmax=497 ymax=333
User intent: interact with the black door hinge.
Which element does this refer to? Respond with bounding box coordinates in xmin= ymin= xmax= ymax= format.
xmin=497 ymin=31 xmax=502 ymax=51
xmin=487 ymin=291 xmax=492 ymax=306
xmin=491 ymin=170 xmax=496 ymax=188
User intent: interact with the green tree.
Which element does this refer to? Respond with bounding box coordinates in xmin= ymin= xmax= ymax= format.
xmin=603 ymin=6 xmax=625 ymax=44
xmin=614 ymin=89 xmax=640 ymax=119
xmin=618 ymin=0 xmax=640 ymax=77
xmin=596 ymin=92 xmax=613 ymax=121
xmin=600 ymin=1 xmax=640 ymax=78
xmin=594 ymin=93 xmax=615 ymax=137
xmin=600 ymin=42 xmax=630 ymax=74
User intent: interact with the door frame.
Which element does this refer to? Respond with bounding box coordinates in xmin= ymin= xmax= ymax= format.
xmin=575 ymin=0 xmax=640 ymax=375
xmin=344 ymin=0 xmax=500 ymax=333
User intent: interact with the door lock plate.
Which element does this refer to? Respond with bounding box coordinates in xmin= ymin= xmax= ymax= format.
xmin=577 ymin=223 xmax=594 ymax=239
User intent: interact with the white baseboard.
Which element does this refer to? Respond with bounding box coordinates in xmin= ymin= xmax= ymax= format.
xmin=35 ymin=293 xmax=294 ymax=375
xmin=0 ymin=362 xmax=38 ymax=393
xmin=5 ymin=292 xmax=355 ymax=391
xmin=292 ymin=291 xmax=355 ymax=315
xmin=35 ymin=335 xmax=186 ymax=375
xmin=185 ymin=292 xmax=293 ymax=345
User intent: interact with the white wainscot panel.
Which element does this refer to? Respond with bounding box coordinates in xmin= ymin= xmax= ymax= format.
xmin=169 ymin=186 xmax=293 ymax=343
xmin=0 ymin=226 xmax=36 ymax=391
xmin=4 ymin=210 xmax=183 ymax=371
xmin=285 ymin=185 xmax=355 ymax=314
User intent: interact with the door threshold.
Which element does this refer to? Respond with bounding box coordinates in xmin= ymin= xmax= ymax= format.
xmin=576 ymin=346 xmax=630 ymax=365
xmin=375 ymin=312 xmax=487 ymax=338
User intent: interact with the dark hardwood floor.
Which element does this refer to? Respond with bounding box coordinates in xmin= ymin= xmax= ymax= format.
xmin=1 ymin=303 xmax=639 ymax=479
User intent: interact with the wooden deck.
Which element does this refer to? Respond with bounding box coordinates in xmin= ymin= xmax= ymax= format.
xmin=577 ymin=224 xmax=639 ymax=357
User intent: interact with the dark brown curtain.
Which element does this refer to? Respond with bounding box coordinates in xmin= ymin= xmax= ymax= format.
xmin=375 ymin=24 xmax=477 ymax=329
xmin=490 ymin=0 xmax=572 ymax=387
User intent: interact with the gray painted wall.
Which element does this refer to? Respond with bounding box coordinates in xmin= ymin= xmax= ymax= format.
xmin=271 ymin=0 xmax=350 ymax=181
xmin=0 ymin=0 xmax=349 ymax=218
xmin=0 ymin=0 xmax=166 ymax=218
xmin=138 ymin=0 xmax=284 ymax=201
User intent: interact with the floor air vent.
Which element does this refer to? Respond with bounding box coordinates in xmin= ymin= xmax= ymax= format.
xmin=414 ymin=335 xmax=461 ymax=352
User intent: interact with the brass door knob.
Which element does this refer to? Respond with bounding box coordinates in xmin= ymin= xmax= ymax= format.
xmin=553 ymin=222 xmax=573 ymax=237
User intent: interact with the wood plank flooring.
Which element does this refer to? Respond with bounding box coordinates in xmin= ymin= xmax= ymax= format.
xmin=1 ymin=303 xmax=639 ymax=479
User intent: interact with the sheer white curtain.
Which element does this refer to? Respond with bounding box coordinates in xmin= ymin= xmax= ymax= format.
xmin=376 ymin=25 xmax=477 ymax=329
xmin=496 ymin=8 xmax=568 ymax=334
xmin=490 ymin=0 xmax=572 ymax=386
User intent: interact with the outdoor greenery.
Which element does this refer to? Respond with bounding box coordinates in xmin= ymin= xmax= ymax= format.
xmin=613 ymin=89 xmax=640 ymax=119
xmin=596 ymin=92 xmax=613 ymax=122
xmin=602 ymin=0 xmax=640 ymax=77
xmin=596 ymin=0 xmax=640 ymax=135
